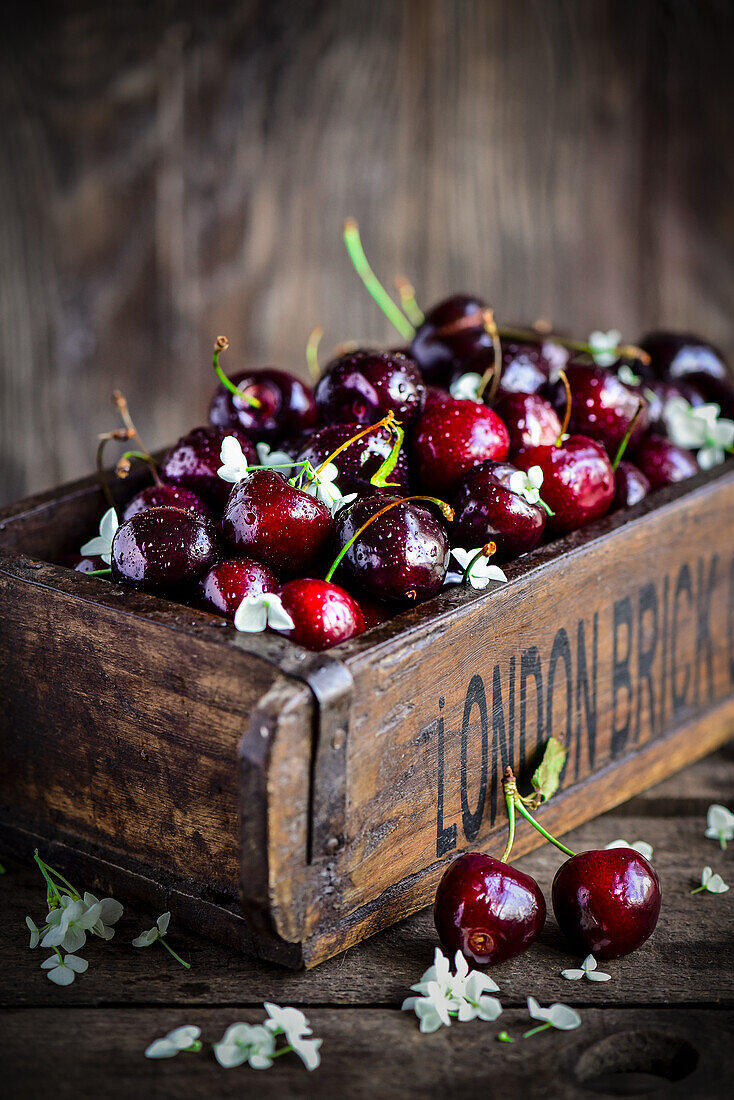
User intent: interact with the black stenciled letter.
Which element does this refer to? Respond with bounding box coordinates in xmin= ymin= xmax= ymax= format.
xmin=575 ymin=614 xmax=598 ymax=778
xmin=460 ymin=674 xmax=489 ymax=842
xmin=695 ymin=555 xmax=717 ymax=706
xmin=435 ymin=697 xmax=457 ymax=857
xmin=520 ymin=647 xmax=543 ymax=773
xmin=635 ymin=582 xmax=658 ymax=741
xmin=611 ymin=597 xmax=633 ymax=758
xmin=547 ymin=628 xmax=573 ymax=784
xmin=490 ymin=663 xmax=512 ymax=825
xmin=672 ymin=564 xmax=693 ymax=713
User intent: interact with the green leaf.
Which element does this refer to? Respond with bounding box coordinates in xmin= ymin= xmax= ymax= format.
xmin=531 ymin=737 xmax=566 ymax=804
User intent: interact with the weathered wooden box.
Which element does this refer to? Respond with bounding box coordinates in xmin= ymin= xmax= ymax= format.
xmin=1 ymin=461 xmax=733 ymax=967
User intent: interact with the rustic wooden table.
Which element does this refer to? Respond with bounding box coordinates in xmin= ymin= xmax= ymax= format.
xmin=4 ymin=745 xmax=733 ymax=1098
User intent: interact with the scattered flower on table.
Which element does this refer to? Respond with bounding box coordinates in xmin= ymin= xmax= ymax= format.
xmin=41 ymin=951 xmax=88 ymax=986
xmin=705 ymin=804 xmax=734 ymax=850
xmin=80 ymin=506 xmax=119 ymax=564
xmin=561 ymin=954 xmax=611 ymax=982
xmin=133 ymin=911 xmax=191 ymax=968
xmin=588 ymin=329 xmax=621 ymax=367
xmin=217 ymin=435 xmax=251 ymax=483
xmin=145 ymin=1025 xmax=202 ymax=1059
xmin=692 ymin=867 xmax=729 ymax=895
xmin=265 ymin=1003 xmax=322 ymax=1071
xmin=524 ymin=997 xmax=581 ymax=1038
xmin=605 ymin=839 xmax=654 ymax=861
xmin=402 ymin=947 xmax=501 ymax=1032
xmin=233 ymin=592 xmax=295 ymax=633
xmin=41 ymin=894 xmax=102 ymax=952
xmin=214 ymin=1006 xmax=322 ymax=1071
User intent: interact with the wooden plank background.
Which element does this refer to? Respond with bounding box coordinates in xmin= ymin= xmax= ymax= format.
xmin=0 ymin=0 xmax=732 ymax=506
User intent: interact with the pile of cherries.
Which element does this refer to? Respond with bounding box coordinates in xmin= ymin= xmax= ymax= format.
xmin=65 ymin=231 xmax=733 ymax=651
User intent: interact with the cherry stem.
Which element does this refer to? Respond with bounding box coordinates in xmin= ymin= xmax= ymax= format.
xmin=315 ymin=411 xmax=401 ymax=477
xmin=96 ymin=429 xmax=133 ymax=510
xmin=342 ymin=219 xmax=415 ymax=341
xmin=463 ymin=541 xmax=497 ymax=587
xmin=112 ymin=392 xmax=162 ymax=485
xmin=212 ymin=336 xmax=261 ymax=409
xmin=394 ymin=275 xmax=425 ymax=326
xmin=502 ymin=768 xmax=576 ymax=859
xmin=496 ymin=324 xmax=651 ymax=367
xmin=476 ymin=310 xmax=503 ymax=402
xmin=500 ymin=788 xmax=516 ymax=863
xmin=556 ymin=369 xmax=572 ymax=445
xmin=159 ymin=936 xmax=191 ymax=969
xmin=325 ymin=495 xmax=454 ymax=583
xmin=116 ymin=450 xmax=160 ymax=482
xmin=612 ymin=399 xmax=646 ymax=471
xmin=523 ymin=1023 xmax=552 ymax=1039
xmin=306 ymin=327 xmax=323 ymax=384
xmin=87 ymin=568 xmax=112 ymax=576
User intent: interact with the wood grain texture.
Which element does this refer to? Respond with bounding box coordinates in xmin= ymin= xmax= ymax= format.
xmin=0 ymin=0 xmax=732 ymax=504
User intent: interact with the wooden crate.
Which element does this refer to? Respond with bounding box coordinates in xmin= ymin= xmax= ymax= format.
xmin=1 ymin=461 xmax=733 ymax=967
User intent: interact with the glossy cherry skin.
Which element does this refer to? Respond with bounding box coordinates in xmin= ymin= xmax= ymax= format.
xmin=493 ymin=392 xmax=562 ymax=453
xmin=613 ymin=461 xmax=650 ymax=510
xmin=552 ymin=848 xmax=661 ymax=959
xmin=514 ymin=436 xmax=615 ymax=534
xmin=496 ymin=336 xmax=558 ymax=396
xmin=209 ymin=367 xmax=319 ymax=441
xmin=315 ymin=349 xmax=425 ymax=427
xmin=295 ymin=422 xmax=410 ymax=498
xmin=221 ymin=469 xmax=334 ymax=578
xmin=197 ymin=556 xmax=279 ymax=618
xmin=333 ymin=495 xmax=450 ymax=604
xmin=161 ymin=426 xmax=256 ymax=506
xmin=682 ymin=372 xmax=734 ymax=420
xmin=276 ymin=578 xmax=366 ymax=651
xmin=453 ymin=460 xmax=546 ymax=561
xmin=434 ymin=852 xmax=546 ymax=966
xmin=410 ymin=294 xmax=492 ymax=385
xmin=412 ymin=396 xmax=510 ymax=494
xmin=59 ymin=553 xmax=108 ymax=574
xmin=632 ymin=434 xmax=699 ymax=489
xmin=110 ymin=506 xmax=218 ymax=592
xmin=638 ymin=331 xmax=729 ymax=385
xmin=123 ymin=483 xmax=211 ymax=522
xmin=551 ymin=363 xmax=649 ymax=454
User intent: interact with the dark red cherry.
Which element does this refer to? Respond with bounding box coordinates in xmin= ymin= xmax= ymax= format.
xmin=295 ymin=422 xmax=410 ymax=498
xmin=493 ymin=392 xmax=562 ymax=453
xmin=209 ymin=367 xmax=319 ymax=441
xmin=276 ymin=578 xmax=366 ymax=651
xmin=551 ymin=363 xmax=649 ymax=454
xmin=110 ymin=506 xmax=218 ymax=592
xmin=681 ymin=372 xmax=734 ymax=419
xmin=632 ymin=434 xmax=699 ymax=489
xmin=410 ymin=294 xmax=492 ymax=385
xmin=613 ymin=462 xmax=650 ymax=510
xmin=514 ymin=436 xmax=615 ymax=534
xmin=412 ymin=397 xmax=510 ymax=494
xmin=423 ymin=385 xmax=453 ymax=412
xmin=59 ymin=553 xmax=108 ymax=575
xmin=496 ymin=336 xmax=558 ymax=396
xmin=123 ymin=483 xmax=211 ymax=522
xmin=357 ymin=595 xmax=395 ymax=628
xmin=453 ymin=460 xmax=546 ymax=560
xmin=314 ymin=349 xmax=425 ymax=427
xmin=197 ymin=556 xmax=279 ymax=618
xmin=221 ymin=469 xmax=334 ymax=578
xmin=333 ymin=495 xmax=450 ymax=604
xmin=160 ymin=426 xmax=256 ymax=507
xmin=434 ymin=852 xmax=546 ymax=966
xmin=638 ymin=331 xmax=729 ymax=385
xmin=552 ymin=848 xmax=661 ymax=959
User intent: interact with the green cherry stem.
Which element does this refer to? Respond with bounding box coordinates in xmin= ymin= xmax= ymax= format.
xmin=394 ymin=275 xmax=425 ymax=326
xmin=612 ymin=399 xmax=646 ymax=471
xmin=462 ymin=541 xmax=497 ymax=587
xmin=213 ymin=336 xmax=261 ymax=408
xmin=87 ymin=568 xmax=112 ymax=576
xmin=116 ymin=450 xmax=160 ymax=482
xmin=475 ymin=309 xmax=503 ymax=403
xmin=97 ymin=429 xmax=134 ymax=510
xmin=523 ymin=1023 xmax=553 ymax=1039
xmin=159 ymin=936 xmax=191 ymax=969
xmin=496 ymin=324 xmax=651 ymax=368
xmin=314 ymin=410 xmax=402 ymax=478
xmin=35 ymin=853 xmax=80 ymax=898
xmin=113 ymin=391 xmax=162 ymax=484
xmin=306 ymin=326 xmax=324 ymax=384
xmin=502 ymin=769 xmax=576 ymax=860
xmin=342 ymin=219 xmax=415 ymax=341
xmin=500 ymin=785 xmax=516 ymax=864
xmin=325 ymin=495 xmax=454 ymax=583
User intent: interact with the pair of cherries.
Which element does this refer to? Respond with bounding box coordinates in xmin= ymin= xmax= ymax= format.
xmin=433 ymin=767 xmax=661 ymax=966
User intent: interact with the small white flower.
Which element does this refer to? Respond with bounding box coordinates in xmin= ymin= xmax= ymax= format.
xmin=233 ymin=593 xmax=295 ymax=634
xmin=456 ymin=972 xmax=503 ymax=1022
xmin=705 ymin=804 xmax=734 ymax=850
xmin=214 ymin=1022 xmax=276 ymax=1069
xmin=451 ymin=547 xmax=508 ymax=589
xmin=402 ymin=981 xmax=457 ymax=1033
xmin=145 ymin=1025 xmax=201 ymax=1059
xmin=41 ymin=895 xmax=102 ymax=953
xmin=133 ymin=911 xmax=170 ymax=947
xmin=588 ymin=329 xmax=622 ymax=367
xmin=561 ymin=954 xmax=611 ymax=982
xmin=80 ymin=507 xmax=119 ymax=564
xmin=26 ymin=916 xmax=41 ymax=949
xmin=264 ymin=1003 xmax=311 ymax=1043
xmin=40 ymin=952 xmax=88 ymax=986
xmin=449 ymin=372 xmax=482 ymax=401
xmin=605 ymin=839 xmax=653 ymax=861
xmin=526 ymin=996 xmax=581 ymax=1032
xmin=217 ymin=435 xmax=251 ymax=483
xmin=696 ymin=866 xmax=730 ymax=894
xmin=509 ymin=465 xmax=544 ymax=505
xmin=256 ymin=441 xmax=294 ymax=477
xmin=288 ymin=1034 xmax=322 ymax=1071
xmin=542 ymin=341 xmax=569 ymax=383
xmin=302 ymin=462 xmax=356 ymax=514
xmin=617 ymin=364 xmax=642 ymax=387
xmin=402 ymin=948 xmax=500 ymax=1031
xmin=83 ymin=891 xmax=124 ymax=941
xmin=663 ymin=397 xmax=734 ymax=468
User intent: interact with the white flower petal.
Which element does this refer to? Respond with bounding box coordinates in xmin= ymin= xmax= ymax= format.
xmin=547 ymin=1003 xmax=582 ymax=1030
xmin=290 ymin=1036 xmax=322 ymax=1071
xmin=157 ymin=912 xmax=171 ymax=934
xmin=586 ymin=970 xmax=612 ymax=982
xmin=234 ymin=595 xmax=269 ymax=633
xmin=145 ymin=1038 xmax=179 ymax=1059
xmin=705 ymin=872 xmax=730 ymax=894
xmin=80 ymin=535 xmax=110 ymax=558
xmin=99 ymin=508 xmax=120 ymax=544
xmin=561 ymin=969 xmax=585 ymax=980
xmin=46 ymin=963 xmax=75 ymax=986
xmin=581 ymin=955 xmax=597 ymax=972
xmin=168 ymin=1025 xmax=201 ymax=1049
xmin=475 ymin=995 xmax=503 ymax=1021
xmin=528 ymin=465 xmax=544 ymax=490
xmin=264 ymin=595 xmax=296 ymax=631
xmin=63 ymin=954 xmax=88 ymax=974
xmin=214 ymin=1041 xmax=249 ymax=1068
